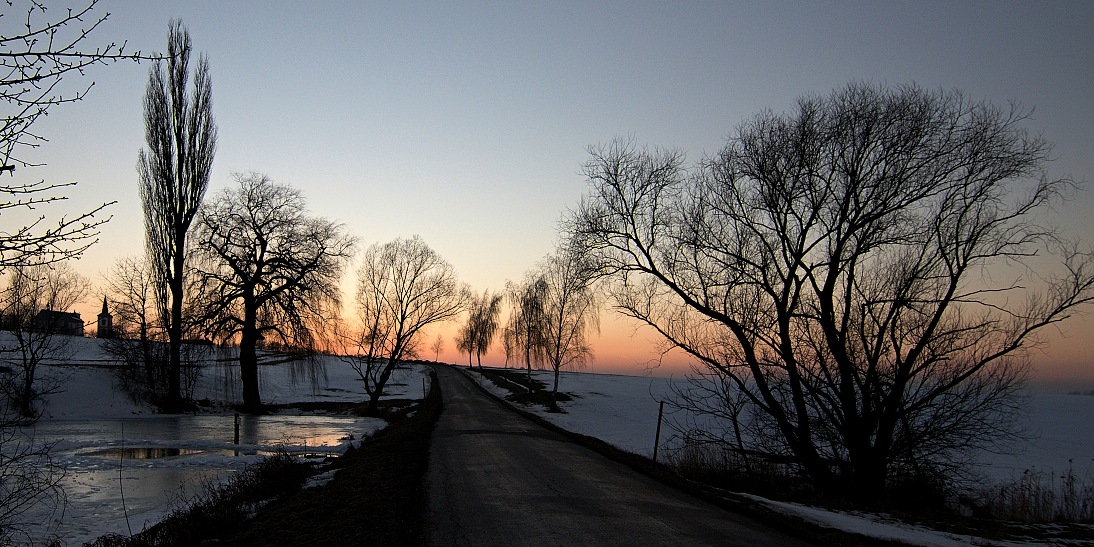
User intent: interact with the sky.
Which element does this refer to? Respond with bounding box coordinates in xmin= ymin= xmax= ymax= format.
xmin=7 ymin=1 xmax=1094 ymax=388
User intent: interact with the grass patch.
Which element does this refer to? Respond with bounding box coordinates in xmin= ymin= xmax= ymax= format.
xmin=659 ymin=435 xmax=1094 ymax=544
xmin=266 ymin=398 xmax=419 ymax=416
xmin=476 ymin=367 xmax=571 ymax=409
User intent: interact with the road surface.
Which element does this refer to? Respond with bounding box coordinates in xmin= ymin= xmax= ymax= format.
xmin=423 ymin=365 xmax=811 ymax=546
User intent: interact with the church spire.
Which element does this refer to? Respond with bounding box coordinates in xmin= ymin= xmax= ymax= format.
xmin=97 ymin=296 xmax=114 ymax=338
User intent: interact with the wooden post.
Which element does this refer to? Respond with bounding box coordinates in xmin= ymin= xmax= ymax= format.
xmin=234 ymin=412 xmax=240 ymax=445
xmin=653 ymin=400 xmax=665 ymax=463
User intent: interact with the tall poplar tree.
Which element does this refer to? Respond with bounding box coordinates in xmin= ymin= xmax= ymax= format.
xmin=137 ymin=20 xmax=216 ymax=410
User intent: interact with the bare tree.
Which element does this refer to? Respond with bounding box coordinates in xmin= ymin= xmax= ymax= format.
xmin=100 ymin=255 xmax=173 ymax=404
xmin=570 ymin=83 xmax=1094 ymax=503
xmin=535 ymin=245 xmax=599 ymax=411
xmin=454 ymin=320 xmax=473 ymax=368
xmin=190 ymin=173 xmax=355 ymax=413
xmin=0 ymin=5 xmax=154 ymax=538
xmin=0 ymin=416 xmax=66 ymax=545
xmin=505 ymin=274 xmax=550 ymax=387
xmin=1 ymin=0 xmax=156 ymax=269
xmin=430 ymin=334 xmax=444 ymax=362
xmin=138 ymin=20 xmax=216 ymax=411
xmin=102 ymin=256 xmax=159 ymax=343
xmin=0 ymin=262 xmax=88 ymax=419
xmin=343 ymin=236 xmax=467 ymax=415
xmin=501 ymin=323 xmax=515 ymax=368
xmin=457 ymin=289 xmax=503 ymax=369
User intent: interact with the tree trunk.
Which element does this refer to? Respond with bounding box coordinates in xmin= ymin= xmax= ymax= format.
xmin=848 ymin=461 xmax=888 ymax=505
xmin=19 ymin=361 xmax=35 ymax=417
xmin=525 ymin=347 xmax=532 ymax=393
xmin=550 ymin=366 xmax=560 ymax=412
xmin=365 ymin=359 xmax=396 ymax=416
xmin=167 ymin=234 xmax=185 ymax=411
xmin=239 ymin=300 xmax=262 ymax=413
xmin=844 ymin=437 xmax=889 ymax=504
xmin=239 ymin=330 xmax=261 ymax=413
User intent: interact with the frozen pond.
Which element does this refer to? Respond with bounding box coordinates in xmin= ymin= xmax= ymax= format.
xmin=0 ymin=345 xmax=430 ymax=545
xmin=18 ymin=412 xmax=385 ymax=545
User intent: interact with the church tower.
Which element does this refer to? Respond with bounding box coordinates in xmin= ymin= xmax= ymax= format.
xmin=97 ymin=296 xmax=114 ymax=338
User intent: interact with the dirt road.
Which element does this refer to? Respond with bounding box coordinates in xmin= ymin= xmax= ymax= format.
xmin=423 ymin=365 xmax=811 ymax=546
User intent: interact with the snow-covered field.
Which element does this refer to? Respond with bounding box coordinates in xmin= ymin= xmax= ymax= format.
xmin=468 ymin=368 xmax=1094 ymax=481
xmin=467 ymin=367 xmax=1094 ymax=546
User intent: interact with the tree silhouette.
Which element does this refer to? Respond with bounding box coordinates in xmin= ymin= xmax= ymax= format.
xmin=534 ymin=245 xmax=598 ymax=410
xmin=0 ymin=262 xmax=88 ymax=418
xmin=1 ymin=0 xmax=156 ymax=270
xmin=457 ymin=289 xmax=503 ymax=369
xmin=191 ymin=173 xmax=355 ymax=413
xmin=344 ymin=236 xmax=467 ymax=415
xmin=138 ymin=20 xmax=216 ymax=411
xmin=505 ymin=273 xmax=550 ymax=387
xmin=570 ymin=83 xmax=1094 ymax=502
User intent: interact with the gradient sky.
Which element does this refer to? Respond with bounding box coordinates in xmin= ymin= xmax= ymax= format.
xmin=11 ymin=1 xmax=1094 ymax=389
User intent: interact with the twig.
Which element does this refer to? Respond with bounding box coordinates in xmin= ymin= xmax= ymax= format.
xmin=118 ymin=422 xmax=132 ymax=536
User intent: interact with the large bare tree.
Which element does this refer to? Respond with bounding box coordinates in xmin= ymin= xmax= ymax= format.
xmin=570 ymin=83 xmax=1094 ymax=503
xmin=138 ymin=20 xmax=216 ymax=411
xmin=191 ymin=173 xmax=355 ymax=413
xmin=343 ymin=236 xmax=467 ymax=415
xmin=1 ymin=0 xmax=155 ymax=270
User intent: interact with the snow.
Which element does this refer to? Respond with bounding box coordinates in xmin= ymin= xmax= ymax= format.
xmin=466 ymin=367 xmax=1094 ymax=546
xmin=738 ymin=495 xmax=1040 ymax=547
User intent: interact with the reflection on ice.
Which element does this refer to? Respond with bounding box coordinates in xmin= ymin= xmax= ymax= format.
xmin=86 ymin=446 xmax=208 ymax=459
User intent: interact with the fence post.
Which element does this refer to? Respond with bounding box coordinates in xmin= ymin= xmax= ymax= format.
xmin=653 ymin=400 xmax=665 ymax=463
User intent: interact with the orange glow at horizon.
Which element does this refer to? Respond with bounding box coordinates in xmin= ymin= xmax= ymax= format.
xmin=70 ymin=289 xmax=1093 ymax=388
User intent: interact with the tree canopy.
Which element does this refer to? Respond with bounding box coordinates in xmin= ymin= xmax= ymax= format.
xmin=192 ymin=173 xmax=355 ymax=412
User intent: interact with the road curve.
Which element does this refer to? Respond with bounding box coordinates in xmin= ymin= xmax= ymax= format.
xmin=423 ymin=365 xmax=811 ymax=546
